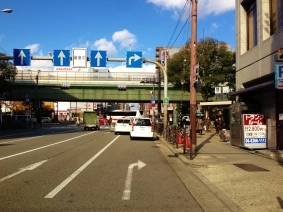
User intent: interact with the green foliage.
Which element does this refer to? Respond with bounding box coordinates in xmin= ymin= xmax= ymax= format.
xmin=167 ymin=37 xmax=235 ymax=103
xmin=0 ymin=53 xmax=17 ymax=95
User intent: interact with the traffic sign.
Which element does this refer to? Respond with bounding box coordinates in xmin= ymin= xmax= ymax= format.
xmin=25 ymin=94 xmax=30 ymax=100
xmin=13 ymin=49 xmax=30 ymax=66
xmin=163 ymin=97 xmax=169 ymax=105
xmin=90 ymin=51 xmax=107 ymax=67
xmin=151 ymin=96 xmax=156 ymax=101
xmin=53 ymin=50 xmax=70 ymax=66
xmin=126 ymin=51 xmax=142 ymax=68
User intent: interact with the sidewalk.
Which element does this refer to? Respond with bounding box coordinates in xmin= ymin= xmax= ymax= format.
xmin=157 ymin=130 xmax=283 ymax=212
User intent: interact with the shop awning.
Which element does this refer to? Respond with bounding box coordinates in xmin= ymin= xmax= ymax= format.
xmin=230 ymin=81 xmax=274 ymax=96
xmin=200 ymin=101 xmax=232 ymax=106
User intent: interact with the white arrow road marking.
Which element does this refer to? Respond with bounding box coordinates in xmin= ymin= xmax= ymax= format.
xmin=95 ymin=51 xmax=102 ymax=66
xmin=128 ymin=54 xmax=141 ymax=65
xmin=122 ymin=160 xmax=146 ymax=200
xmin=0 ymin=160 xmax=48 ymax=183
xmin=18 ymin=50 xmax=26 ymax=65
xmin=58 ymin=51 xmax=66 ymax=65
xmin=45 ymin=136 xmax=120 ymax=198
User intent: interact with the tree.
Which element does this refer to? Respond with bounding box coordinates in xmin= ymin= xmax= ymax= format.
xmin=167 ymin=38 xmax=235 ymax=102
xmin=0 ymin=53 xmax=17 ymax=97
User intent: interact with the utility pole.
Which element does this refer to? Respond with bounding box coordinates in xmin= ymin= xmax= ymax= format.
xmin=190 ymin=0 xmax=197 ymax=159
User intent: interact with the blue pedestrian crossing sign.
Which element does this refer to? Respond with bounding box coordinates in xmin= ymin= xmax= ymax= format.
xmin=13 ymin=49 xmax=30 ymax=66
xmin=90 ymin=51 xmax=107 ymax=67
xmin=53 ymin=50 xmax=70 ymax=66
xmin=126 ymin=51 xmax=142 ymax=68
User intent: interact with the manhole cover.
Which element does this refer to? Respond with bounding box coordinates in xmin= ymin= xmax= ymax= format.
xmin=233 ymin=164 xmax=269 ymax=172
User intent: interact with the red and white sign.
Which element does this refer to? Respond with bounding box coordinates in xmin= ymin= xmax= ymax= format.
xmin=242 ymin=114 xmax=267 ymax=149
xmin=93 ymin=102 xmax=97 ymax=109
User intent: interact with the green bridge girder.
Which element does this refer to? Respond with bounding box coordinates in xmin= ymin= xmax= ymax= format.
xmin=10 ymin=83 xmax=208 ymax=103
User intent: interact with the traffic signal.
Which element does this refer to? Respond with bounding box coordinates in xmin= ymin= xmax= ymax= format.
xmin=60 ymin=84 xmax=70 ymax=89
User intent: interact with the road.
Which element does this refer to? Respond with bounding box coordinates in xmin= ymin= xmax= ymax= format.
xmin=0 ymin=123 xmax=205 ymax=212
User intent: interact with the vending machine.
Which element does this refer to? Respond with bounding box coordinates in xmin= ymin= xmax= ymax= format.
xmin=229 ymin=102 xmax=266 ymax=149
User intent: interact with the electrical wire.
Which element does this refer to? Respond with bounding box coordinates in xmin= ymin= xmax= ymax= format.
xmin=166 ymin=0 xmax=191 ymax=50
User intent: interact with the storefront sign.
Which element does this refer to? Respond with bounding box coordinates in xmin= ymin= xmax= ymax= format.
xmin=242 ymin=114 xmax=267 ymax=149
xmin=275 ymin=65 xmax=283 ymax=89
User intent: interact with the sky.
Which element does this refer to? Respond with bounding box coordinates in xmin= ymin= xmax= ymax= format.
xmin=0 ymin=0 xmax=236 ymax=73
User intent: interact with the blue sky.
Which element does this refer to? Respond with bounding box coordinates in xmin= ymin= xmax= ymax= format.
xmin=0 ymin=0 xmax=235 ymax=72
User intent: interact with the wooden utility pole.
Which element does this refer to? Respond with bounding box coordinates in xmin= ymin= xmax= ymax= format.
xmin=190 ymin=0 xmax=197 ymax=159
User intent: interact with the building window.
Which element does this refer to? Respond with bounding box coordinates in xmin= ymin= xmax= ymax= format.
xmin=242 ymin=0 xmax=258 ymax=50
xmin=270 ymin=0 xmax=283 ymax=35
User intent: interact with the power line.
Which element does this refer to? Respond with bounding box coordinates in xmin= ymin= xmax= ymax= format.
xmin=166 ymin=0 xmax=191 ymax=50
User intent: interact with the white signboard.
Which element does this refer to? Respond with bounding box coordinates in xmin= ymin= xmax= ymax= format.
xmin=72 ymin=48 xmax=87 ymax=68
xmin=215 ymin=87 xmax=221 ymax=94
xmin=222 ymin=86 xmax=230 ymax=93
xmin=242 ymin=114 xmax=267 ymax=149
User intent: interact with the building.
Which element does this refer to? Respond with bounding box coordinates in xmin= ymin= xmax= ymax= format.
xmin=231 ymin=0 xmax=283 ymax=149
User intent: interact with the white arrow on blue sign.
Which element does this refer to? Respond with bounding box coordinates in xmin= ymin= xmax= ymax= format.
xmin=53 ymin=50 xmax=70 ymax=66
xmin=90 ymin=51 xmax=107 ymax=67
xmin=13 ymin=49 xmax=30 ymax=66
xmin=126 ymin=51 xmax=142 ymax=68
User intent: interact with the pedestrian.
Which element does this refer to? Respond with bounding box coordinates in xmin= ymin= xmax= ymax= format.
xmin=197 ymin=118 xmax=204 ymax=135
xmin=214 ymin=118 xmax=219 ymax=133
xmin=182 ymin=117 xmax=186 ymax=129
xmin=108 ymin=116 xmax=112 ymax=125
xmin=205 ymin=118 xmax=211 ymax=132
xmin=75 ymin=118 xmax=80 ymax=126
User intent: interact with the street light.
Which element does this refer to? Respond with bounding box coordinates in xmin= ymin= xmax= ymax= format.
xmin=1 ymin=8 xmax=12 ymax=13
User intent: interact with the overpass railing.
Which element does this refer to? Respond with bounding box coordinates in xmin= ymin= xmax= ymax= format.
xmin=14 ymin=70 xmax=159 ymax=85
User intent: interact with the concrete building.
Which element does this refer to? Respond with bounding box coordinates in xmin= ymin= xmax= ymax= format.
xmin=232 ymin=0 xmax=283 ymax=149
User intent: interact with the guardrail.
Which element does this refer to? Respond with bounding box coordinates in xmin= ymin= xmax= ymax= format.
xmin=14 ymin=70 xmax=159 ymax=84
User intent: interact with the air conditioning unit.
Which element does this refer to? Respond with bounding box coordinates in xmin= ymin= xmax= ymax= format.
xmin=277 ymin=53 xmax=283 ymax=62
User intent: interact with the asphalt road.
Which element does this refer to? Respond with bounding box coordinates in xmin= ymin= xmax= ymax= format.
xmin=0 ymin=124 xmax=206 ymax=212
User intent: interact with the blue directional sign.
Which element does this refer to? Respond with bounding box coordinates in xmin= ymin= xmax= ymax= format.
xmin=53 ymin=50 xmax=70 ymax=66
xmin=275 ymin=65 xmax=283 ymax=89
xmin=13 ymin=49 xmax=30 ymax=66
xmin=90 ymin=50 xmax=107 ymax=67
xmin=126 ymin=51 xmax=142 ymax=68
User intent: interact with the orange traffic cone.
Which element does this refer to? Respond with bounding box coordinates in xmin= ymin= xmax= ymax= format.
xmin=178 ymin=132 xmax=183 ymax=144
xmin=185 ymin=134 xmax=190 ymax=149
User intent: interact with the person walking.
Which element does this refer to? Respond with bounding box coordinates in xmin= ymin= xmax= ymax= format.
xmin=197 ymin=118 xmax=204 ymax=135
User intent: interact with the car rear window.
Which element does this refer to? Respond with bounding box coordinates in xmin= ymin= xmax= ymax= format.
xmin=135 ymin=119 xmax=151 ymax=126
xmin=117 ymin=119 xmax=131 ymax=124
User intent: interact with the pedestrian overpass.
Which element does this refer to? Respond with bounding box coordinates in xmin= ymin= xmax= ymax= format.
xmin=10 ymin=70 xmax=207 ymax=103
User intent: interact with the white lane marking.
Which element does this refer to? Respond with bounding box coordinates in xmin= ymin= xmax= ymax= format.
xmin=0 ymin=136 xmax=43 ymax=144
xmin=45 ymin=136 xmax=120 ymax=198
xmin=122 ymin=160 xmax=146 ymax=200
xmin=0 ymin=132 xmax=95 ymax=161
xmin=0 ymin=160 xmax=48 ymax=183
xmin=0 ymin=129 xmax=81 ymax=145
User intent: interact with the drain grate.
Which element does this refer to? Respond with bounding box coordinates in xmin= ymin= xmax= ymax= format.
xmin=233 ymin=164 xmax=269 ymax=172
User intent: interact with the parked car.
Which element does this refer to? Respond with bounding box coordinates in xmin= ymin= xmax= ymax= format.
xmin=114 ymin=118 xmax=132 ymax=135
xmin=130 ymin=118 xmax=154 ymax=140
xmin=41 ymin=117 xmax=52 ymax=123
xmin=99 ymin=118 xmax=109 ymax=125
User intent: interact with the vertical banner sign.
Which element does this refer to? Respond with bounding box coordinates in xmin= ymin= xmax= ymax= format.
xmin=242 ymin=114 xmax=267 ymax=149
